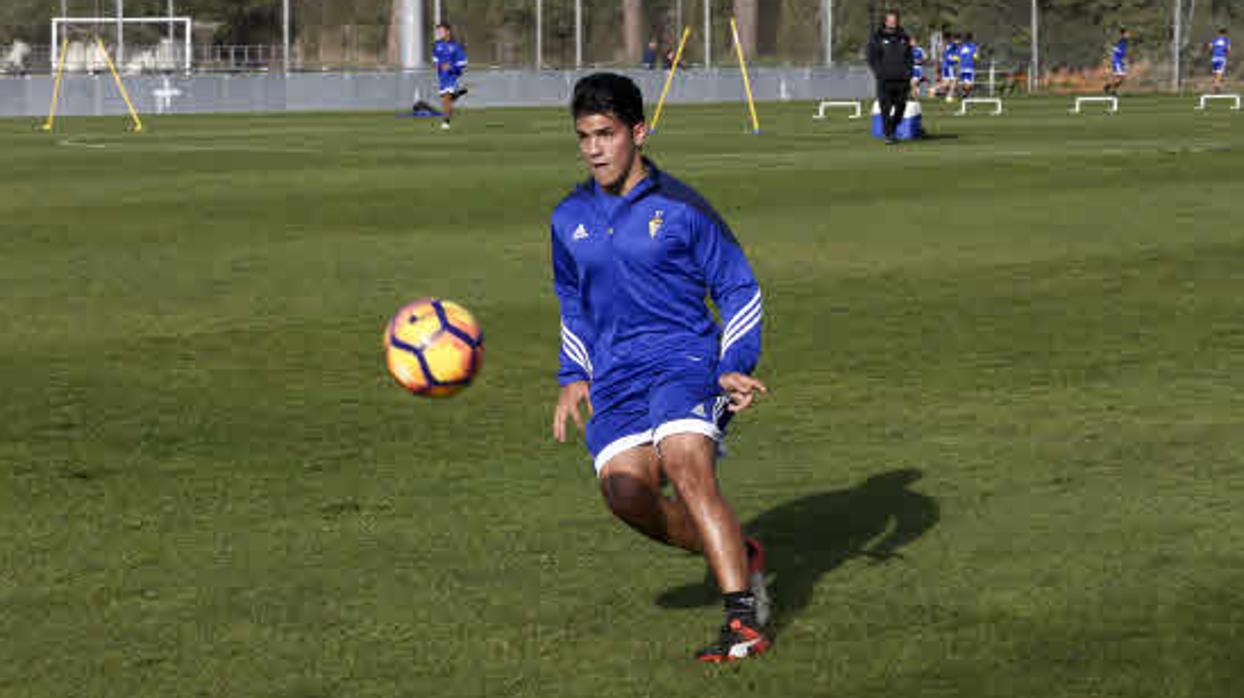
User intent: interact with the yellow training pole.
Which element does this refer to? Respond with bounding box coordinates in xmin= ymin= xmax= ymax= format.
xmin=94 ymin=36 xmax=144 ymax=133
xmin=42 ymin=37 xmax=70 ymax=132
xmin=730 ymin=17 xmax=761 ymax=135
xmin=650 ymin=26 xmax=691 ymax=133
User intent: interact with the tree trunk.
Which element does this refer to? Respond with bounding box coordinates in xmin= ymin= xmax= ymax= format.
xmin=387 ymin=0 xmax=400 ymax=67
xmin=622 ymin=0 xmax=644 ymax=64
xmin=734 ymin=0 xmax=758 ymax=58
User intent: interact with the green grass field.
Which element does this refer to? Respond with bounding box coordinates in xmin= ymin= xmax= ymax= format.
xmin=2 ymin=95 xmax=1243 ymax=697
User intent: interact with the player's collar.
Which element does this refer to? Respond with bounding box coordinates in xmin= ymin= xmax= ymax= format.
xmin=623 ymin=158 xmax=660 ymax=202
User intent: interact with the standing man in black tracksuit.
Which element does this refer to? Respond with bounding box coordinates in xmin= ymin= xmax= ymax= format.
xmin=868 ymin=11 xmax=914 ymax=144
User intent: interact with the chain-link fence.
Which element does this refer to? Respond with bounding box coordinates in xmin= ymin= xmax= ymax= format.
xmin=1 ymin=0 xmax=1241 ymax=93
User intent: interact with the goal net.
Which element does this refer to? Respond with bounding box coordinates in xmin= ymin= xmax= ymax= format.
xmin=52 ymin=16 xmax=192 ymax=74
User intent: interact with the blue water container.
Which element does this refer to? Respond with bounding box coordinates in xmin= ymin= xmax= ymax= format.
xmin=871 ymin=100 xmax=924 ymax=140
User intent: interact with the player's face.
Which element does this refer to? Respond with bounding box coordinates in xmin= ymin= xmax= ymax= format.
xmin=575 ymin=113 xmax=647 ymax=192
xmin=435 ymin=26 xmax=447 ymax=41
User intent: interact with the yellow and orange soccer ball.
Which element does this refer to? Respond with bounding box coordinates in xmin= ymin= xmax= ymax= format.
xmin=384 ymin=298 xmax=484 ymax=397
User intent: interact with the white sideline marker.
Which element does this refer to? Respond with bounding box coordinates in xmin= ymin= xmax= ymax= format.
xmin=956 ymin=97 xmax=1003 ymax=116
xmin=1071 ymin=96 xmax=1118 ymax=114
xmin=1195 ymin=93 xmax=1241 ymax=111
xmin=813 ymin=100 xmax=863 ymax=120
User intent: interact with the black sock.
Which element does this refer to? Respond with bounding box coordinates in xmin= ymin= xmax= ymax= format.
xmin=723 ymin=591 xmax=757 ymax=623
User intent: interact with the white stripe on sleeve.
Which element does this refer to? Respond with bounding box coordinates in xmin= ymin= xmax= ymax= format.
xmin=561 ymin=323 xmax=594 ymax=376
xmin=719 ymin=304 xmax=762 ymax=358
xmin=721 ymin=291 xmax=762 ymax=339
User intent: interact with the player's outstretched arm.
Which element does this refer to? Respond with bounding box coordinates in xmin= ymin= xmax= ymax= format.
xmin=719 ymin=372 xmax=767 ymax=413
xmin=553 ymin=380 xmax=592 ymax=442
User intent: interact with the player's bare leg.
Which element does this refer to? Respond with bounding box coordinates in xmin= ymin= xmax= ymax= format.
xmin=598 ymin=446 xmax=702 ymax=552
xmin=656 ymin=433 xmax=769 ymax=661
xmin=440 ymin=92 xmax=454 ymax=128
xmin=657 ymin=434 xmax=747 ymax=594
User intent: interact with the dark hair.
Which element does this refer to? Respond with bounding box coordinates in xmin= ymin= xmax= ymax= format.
xmin=1220 ymin=27 xmax=1229 ymax=34
xmin=963 ymin=32 xmax=974 ymax=41
xmin=1120 ymin=27 xmax=1128 ymax=34
xmin=571 ymin=73 xmax=645 ymax=127
xmin=436 ymin=22 xmax=452 ymax=31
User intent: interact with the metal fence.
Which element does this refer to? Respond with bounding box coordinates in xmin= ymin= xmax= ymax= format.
xmin=1 ymin=0 xmax=1242 ymax=93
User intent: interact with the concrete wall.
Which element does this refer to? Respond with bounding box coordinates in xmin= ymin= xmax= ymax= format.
xmin=0 ymin=67 xmax=874 ymax=117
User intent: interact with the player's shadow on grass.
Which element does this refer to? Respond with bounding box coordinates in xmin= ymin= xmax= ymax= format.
xmin=655 ymin=469 xmax=938 ymax=636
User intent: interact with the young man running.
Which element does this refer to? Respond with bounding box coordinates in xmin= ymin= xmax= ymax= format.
xmin=956 ymin=33 xmax=979 ymax=99
xmin=550 ymin=73 xmax=771 ymax=663
xmin=432 ymin=23 xmax=468 ymax=129
xmin=940 ymin=33 xmax=960 ymax=100
xmin=1209 ymin=28 xmax=1231 ymax=93
xmin=911 ymin=36 xmax=927 ymax=100
xmin=1106 ymin=28 xmax=1129 ymax=95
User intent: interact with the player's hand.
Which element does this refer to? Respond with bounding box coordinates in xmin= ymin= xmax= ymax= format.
xmin=719 ymin=372 xmax=768 ymax=413
xmin=553 ymin=381 xmax=592 ymax=443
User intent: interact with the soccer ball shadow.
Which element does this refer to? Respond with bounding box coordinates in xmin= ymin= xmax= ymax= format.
xmin=655 ymin=468 xmax=940 ymax=637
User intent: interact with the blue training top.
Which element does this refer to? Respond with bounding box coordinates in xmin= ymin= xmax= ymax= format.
xmin=1211 ymin=36 xmax=1231 ymax=59
xmin=551 ymin=161 xmax=763 ymax=386
xmin=1113 ymin=38 xmax=1129 ymax=63
xmin=958 ymin=42 xmax=978 ymax=70
xmin=433 ymin=39 xmax=468 ymax=77
xmin=943 ymin=43 xmax=959 ymax=75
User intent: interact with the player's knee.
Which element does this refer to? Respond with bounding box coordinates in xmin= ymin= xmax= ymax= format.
xmin=658 ymin=435 xmax=716 ymax=493
xmin=600 ymin=473 xmax=658 ymax=523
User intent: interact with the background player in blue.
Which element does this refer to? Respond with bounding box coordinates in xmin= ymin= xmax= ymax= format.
xmin=550 ymin=73 xmax=772 ymax=662
xmin=1106 ymin=28 xmax=1129 ymax=94
xmin=956 ymin=33 xmax=979 ymax=99
xmin=432 ymin=23 xmax=468 ymax=130
xmin=910 ymin=35 xmax=927 ymax=99
xmin=1209 ymin=28 xmax=1231 ymax=93
xmin=939 ymin=33 xmax=960 ymax=99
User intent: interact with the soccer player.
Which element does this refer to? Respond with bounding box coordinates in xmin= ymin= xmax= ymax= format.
xmin=1210 ymin=28 xmax=1231 ymax=93
xmin=956 ymin=33 xmax=979 ymax=99
xmin=911 ymin=36 xmax=927 ymax=99
xmin=432 ymin=23 xmax=468 ymax=130
xmin=939 ymin=32 xmax=959 ymax=99
xmin=550 ymin=73 xmax=772 ymax=662
xmin=1106 ymin=28 xmax=1129 ymax=94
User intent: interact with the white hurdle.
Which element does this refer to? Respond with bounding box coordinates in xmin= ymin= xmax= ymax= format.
xmin=1071 ymin=96 xmax=1119 ymax=114
xmin=1195 ymin=93 xmax=1241 ymax=111
xmin=813 ymin=100 xmax=863 ymax=120
xmin=956 ymin=97 xmax=1003 ymax=116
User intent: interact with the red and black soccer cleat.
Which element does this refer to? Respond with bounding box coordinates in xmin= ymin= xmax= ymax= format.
xmin=695 ymin=617 xmax=772 ymax=663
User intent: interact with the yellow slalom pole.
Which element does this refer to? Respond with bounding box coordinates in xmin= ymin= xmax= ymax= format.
xmin=42 ymin=37 xmax=70 ymax=132
xmin=650 ymin=26 xmax=692 ymax=133
xmin=94 ymin=36 xmax=145 ymax=133
xmin=730 ymin=17 xmax=761 ymax=135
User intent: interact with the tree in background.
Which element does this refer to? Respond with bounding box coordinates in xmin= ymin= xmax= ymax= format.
xmin=623 ymin=0 xmax=644 ymax=64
